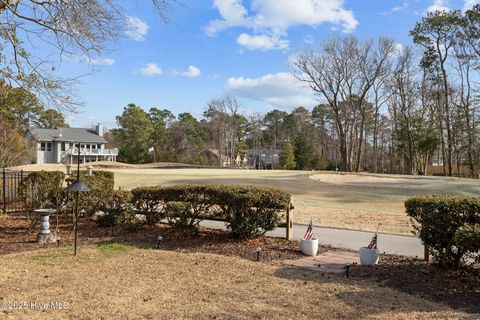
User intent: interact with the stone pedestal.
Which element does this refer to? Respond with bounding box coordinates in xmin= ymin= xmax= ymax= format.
xmin=35 ymin=209 xmax=56 ymax=243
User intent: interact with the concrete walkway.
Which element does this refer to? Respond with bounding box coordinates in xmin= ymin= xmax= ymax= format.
xmin=199 ymin=220 xmax=425 ymax=259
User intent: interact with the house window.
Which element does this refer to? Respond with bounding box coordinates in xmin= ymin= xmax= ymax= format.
xmin=97 ymin=144 xmax=101 ymax=149
xmin=40 ymin=142 xmax=46 ymax=151
xmin=61 ymin=142 xmax=65 ymax=151
xmin=92 ymin=144 xmax=96 ymax=150
xmin=46 ymin=142 xmax=52 ymax=152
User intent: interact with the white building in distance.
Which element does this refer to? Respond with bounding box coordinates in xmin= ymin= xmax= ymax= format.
xmin=27 ymin=125 xmax=118 ymax=164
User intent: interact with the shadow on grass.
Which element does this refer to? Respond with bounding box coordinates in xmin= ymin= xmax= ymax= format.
xmin=273 ymin=259 xmax=480 ymax=315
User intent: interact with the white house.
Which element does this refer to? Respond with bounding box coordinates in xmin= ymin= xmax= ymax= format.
xmin=27 ymin=125 xmax=118 ymax=164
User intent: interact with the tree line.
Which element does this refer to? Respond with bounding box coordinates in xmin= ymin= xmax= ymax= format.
xmin=290 ymin=7 xmax=480 ymax=177
xmin=112 ymin=6 xmax=480 ymax=177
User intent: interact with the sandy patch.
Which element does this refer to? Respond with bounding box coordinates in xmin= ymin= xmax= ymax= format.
xmin=310 ymin=173 xmax=431 ymax=186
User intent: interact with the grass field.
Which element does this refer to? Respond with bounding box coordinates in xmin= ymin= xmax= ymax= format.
xmin=0 ymin=244 xmax=469 ymax=319
xmin=110 ymin=168 xmax=480 ymax=235
xmin=15 ymin=163 xmax=480 ymax=235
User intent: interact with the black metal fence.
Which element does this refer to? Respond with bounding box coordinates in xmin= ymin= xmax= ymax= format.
xmin=1 ymin=169 xmax=32 ymax=213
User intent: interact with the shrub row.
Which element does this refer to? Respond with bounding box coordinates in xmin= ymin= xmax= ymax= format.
xmin=131 ymin=184 xmax=291 ymax=238
xmin=405 ymin=195 xmax=480 ymax=268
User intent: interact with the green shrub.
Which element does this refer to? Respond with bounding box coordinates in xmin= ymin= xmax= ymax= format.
xmin=130 ymin=186 xmax=165 ymax=225
xmin=131 ymin=184 xmax=291 ymax=238
xmin=96 ymin=190 xmax=133 ymax=228
xmin=18 ymin=171 xmax=65 ymax=226
xmin=165 ymin=201 xmax=195 ymax=231
xmin=66 ymin=170 xmax=114 ymax=216
xmin=220 ymin=186 xmax=290 ymax=238
xmin=118 ymin=210 xmax=144 ymax=233
xmin=405 ymin=195 xmax=480 ymax=268
xmin=96 ymin=212 xmax=117 ymax=228
xmin=455 ymin=223 xmax=480 ymax=260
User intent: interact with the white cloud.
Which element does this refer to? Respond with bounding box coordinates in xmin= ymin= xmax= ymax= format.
xmin=206 ymin=0 xmax=358 ymax=51
xmin=140 ymin=63 xmax=162 ymax=76
xmin=66 ymin=55 xmax=115 ymax=66
xmin=237 ymin=33 xmax=289 ymax=50
xmin=87 ymin=57 xmax=115 ymax=66
xmin=172 ymin=65 xmax=202 ymax=78
xmin=207 ymin=0 xmax=358 ymax=34
xmin=225 ymin=72 xmax=318 ymax=108
xmin=464 ymin=0 xmax=480 ymax=11
xmin=381 ymin=1 xmax=410 ymax=15
xmin=125 ymin=16 xmax=150 ymax=41
xmin=426 ymin=0 xmax=450 ymax=13
xmin=390 ymin=43 xmax=405 ymax=58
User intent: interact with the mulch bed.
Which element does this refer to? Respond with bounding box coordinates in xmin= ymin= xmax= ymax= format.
xmin=350 ymin=254 xmax=480 ymax=314
xmin=1 ymin=213 xmax=479 ymax=314
xmin=0 ymin=213 xmax=310 ymax=263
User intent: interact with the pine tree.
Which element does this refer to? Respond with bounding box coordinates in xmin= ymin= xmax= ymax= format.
xmin=279 ymin=141 xmax=296 ymax=170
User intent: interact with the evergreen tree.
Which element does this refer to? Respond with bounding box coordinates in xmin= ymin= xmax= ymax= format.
xmin=294 ymin=133 xmax=314 ymax=170
xmin=113 ymin=103 xmax=154 ymax=164
xmin=279 ymin=141 xmax=296 ymax=170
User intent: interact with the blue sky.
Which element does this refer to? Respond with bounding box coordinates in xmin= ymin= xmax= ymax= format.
xmin=64 ymin=0 xmax=479 ymax=128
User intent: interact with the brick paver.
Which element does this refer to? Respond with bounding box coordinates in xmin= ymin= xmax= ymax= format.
xmin=285 ymin=250 xmax=360 ymax=274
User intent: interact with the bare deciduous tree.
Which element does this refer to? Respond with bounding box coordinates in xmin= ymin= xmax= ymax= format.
xmin=0 ymin=0 xmax=173 ymax=112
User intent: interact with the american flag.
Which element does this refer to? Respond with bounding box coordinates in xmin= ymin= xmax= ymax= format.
xmin=368 ymin=233 xmax=378 ymax=249
xmin=303 ymin=219 xmax=314 ymax=240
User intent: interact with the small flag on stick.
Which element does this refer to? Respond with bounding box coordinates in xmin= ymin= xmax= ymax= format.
xmin=367 ymin=223 xmax=380 ymax=250
xmin=367 ymin=233 xmax=377 ymax=249
xmin=303 ymin=219 xmax=314 ymax=240
xmin=148 ymin=146 xmax=155 ymax=153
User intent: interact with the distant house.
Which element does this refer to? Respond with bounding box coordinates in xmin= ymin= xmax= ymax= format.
xmin=247 ymin=149 xmax=280 ymax=169
xmin=27 ymin=124 xmax=118 ymax=164
xmin=198 ymin=148 xmax=248 ymax=168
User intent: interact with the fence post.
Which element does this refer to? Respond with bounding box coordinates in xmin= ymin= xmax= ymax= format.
xmin=286 ymin=202 xmax=294 ymax=240
xmin=2 ymin=168 xmax=6 ymax=213
xmin=424 ymin=245 xmax=430 ymax=262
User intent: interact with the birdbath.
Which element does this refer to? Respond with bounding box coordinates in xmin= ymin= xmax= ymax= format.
xmin=86 ymin=165 xmax=94 ymax=176
xmin=34 ymin=209 xmax=56 ymax=243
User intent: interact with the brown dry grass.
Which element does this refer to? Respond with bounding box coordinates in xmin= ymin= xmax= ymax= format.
xmin=0 ymin=244 xmax=470 ymax=320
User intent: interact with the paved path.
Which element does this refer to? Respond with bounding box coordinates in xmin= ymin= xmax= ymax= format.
xmin=199 ymin=220 xmax=425 ymax=259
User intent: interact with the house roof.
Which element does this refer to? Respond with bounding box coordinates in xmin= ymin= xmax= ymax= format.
xmin=29 ymin=128 xmax=107 ymax=144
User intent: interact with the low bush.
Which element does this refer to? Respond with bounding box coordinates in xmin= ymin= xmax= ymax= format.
xmin=455 ymin=223 xmax=480 ymax=262
xmin=218 ymin=186 xmax=291 ymax=238
xmin=405 ymin=195 xmax=480 ymax=268
xmin=131 ymin=184 xmax=291 ymax=238
xmin=95 ymin=190 xmax=132 ymax=228
xmin=96 ymin=212 xmax=117 ymax=228
xmin=165 ymin=201 xmax=195 ymax=231
xmin=18 ymin=171 xmax=65 ymax=227
xmin=66 ymin=170 xmax=115 ymax=216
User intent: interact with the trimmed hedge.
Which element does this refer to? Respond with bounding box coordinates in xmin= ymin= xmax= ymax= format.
xmin=131 ymin=184 xmax=291 ymax=238
xmin=455 ymin=223 xmax=480 ymax=260
xmin=18 ymin=171 xmax=65 ymax=225
xmin=96 ymin=190 xmax=132 ymax=228
xmin=405 ymin=195 xmax=480 ymax=268
xmin=66 ymin=170 xmax=115 ymax=216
